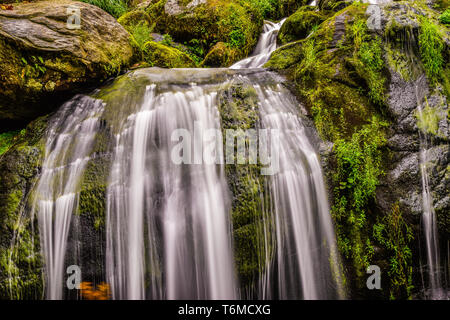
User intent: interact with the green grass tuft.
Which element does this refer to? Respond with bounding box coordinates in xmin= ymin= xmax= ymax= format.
xmin=80 ymin=0 xmax=129 ymax=19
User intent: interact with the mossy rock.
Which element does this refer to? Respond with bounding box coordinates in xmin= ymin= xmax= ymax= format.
xmin=143 ymin=41 xmax=196 ymax=68
xmin=0 ymin=116 xmax=48 ymax=299
xmin=0 ymin=0 xmax=139 ymax=128
xmin=216 ymin=81 xmax=274 ymax=291
xmin=201 ymin=42 xmax=238 ymax=67
xmin=278 ymin=7 xmax=326 ymax=45
xmin=118 ymin=8 xmax=153 ymax=30
xmin=264 ymin=40 xmax=304 ymax=70
xmin=126 ymin=0 xmax=263 ymax=64
xmin=317 ymin=0 xmax=349 ymax=12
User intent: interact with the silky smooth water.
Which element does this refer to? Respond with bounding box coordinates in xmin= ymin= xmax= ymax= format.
xmin=105 ymin=82 xmax=236 ymax=300
xmin=230 ymin=19 xmax=286 ymax=69
xmin=255 ymin=85 xmax=344 ymax=299
xmin=414 ymin=76 xmax=446 ymax=299
xmin=31 ymin=96 xmax=104 ymax=299
xmin=31 ymin=19 xmax=344 ymax=300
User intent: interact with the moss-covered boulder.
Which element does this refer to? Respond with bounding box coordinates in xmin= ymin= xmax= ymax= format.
xmin=123 ymin=0 xmax=263 ymax=66
xmin=201 ymin=42 xmax=239 ymax=67
xmin=0 ymin=0 xmax=139 ymax=128
xmin=142 ymin=40 xmax=196 ymax=67
xmin=0 ymin=117 xmax=48 ymax=299
xmin=317 ymin=0 xmax=349 ymax=12
xmin=278 ymin=6 xmax=326 ymax=45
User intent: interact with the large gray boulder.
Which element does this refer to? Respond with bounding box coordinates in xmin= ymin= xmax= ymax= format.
xmin=0 ymin=0 xmax=138 ymax=128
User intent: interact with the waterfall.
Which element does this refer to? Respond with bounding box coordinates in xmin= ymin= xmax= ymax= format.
xmin=31 ymin=96 xmax=104 ymax=299
xmin=29 ymin=18 xmax=345 ymax=300
xmin=105 ymin=80 xmax=237 ymax=299
xmin=230 ymin=19 xmax=286 ymax=69
xmin=414 ymin=76 xmax=445 ymax=299
xmin=255 ymin=84 xmax=344 ymax=299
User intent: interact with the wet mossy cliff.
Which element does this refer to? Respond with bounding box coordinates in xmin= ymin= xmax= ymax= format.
xmin=266 ymin=1 xmax=449 ymax=299
xmin=0 ymin=0 xmax=449 ymax=300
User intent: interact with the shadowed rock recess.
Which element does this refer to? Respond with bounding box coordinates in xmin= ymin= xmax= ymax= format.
xmin=0 ymin=0 xmax=449 ymax=300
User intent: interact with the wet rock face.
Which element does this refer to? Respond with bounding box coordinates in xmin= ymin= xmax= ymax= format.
xmin=378 ymin=55 xmax=449 ymax=245
xmin=0 ymin=0 xmax=138 ymax=128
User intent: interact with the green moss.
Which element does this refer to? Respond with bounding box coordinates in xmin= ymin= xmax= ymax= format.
xmin=118 ymin=10 xmax=155 ymax=50
xmin=201 ymin=42 xmax=239 ymax=67
xmin=278 ymin=7 xmax=325 ymax=45
xmin=0 ymin=117 xmax=47 ymax=299
xmin=142 ymin=0 xmax=263 ymax=64
xmin=0 ymin=130 xmax=23 ymax=156
xmin=217 ymin=82 xmax=273 ymax=288
xmin=264 ymin=40 xmax=303 ymax=70
xmin=439 ymin=9 xmax=450 ymax=24
xmin=418 ymin=17 xmax=445 ymax=84
xmin=332 ymin=117 xmax=388 ymax=282
xmin=142 ymin=41 xmax=196 ymax=68
xmin=414 ymin=100 xmax=445 ymax=137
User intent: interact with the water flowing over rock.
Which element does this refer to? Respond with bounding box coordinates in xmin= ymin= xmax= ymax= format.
xmin=0 ymin=66 xmax=345 ymax=299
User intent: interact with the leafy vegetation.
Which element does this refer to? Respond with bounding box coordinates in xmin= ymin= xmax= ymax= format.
xmin=439 ymin=9 xmax=450 ymax=24
xmin=418 ymin=17 xmax=445 ymax=84
xmin=351 ymin=19 xmax=386 ymax=105
xmin=332 ymin=117 xmax=388 ymax=280
xmin=373 ymin=204 xmax=414 ymax=299
xmin=80 ymin=0 xmax=129 ymax=18
xmin=278 ymin=7 xmax=325 ymax=45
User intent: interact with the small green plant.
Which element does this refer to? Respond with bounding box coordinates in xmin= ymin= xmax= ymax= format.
xmin=439 ymin=9 xmax=450 ymax=24
xmin=161 ymin=34 xmax=174 ymax=47
xmin=350 ymin=18 xmax=386 ymax=105
xmin=357 ymin=39 xmax=386 ymax=104
xmin=21 ymin=56 xmax=46 ymax=78
xmin=184 ymin=38 xmax=207 ymax=64
xmin=129 ymin=23 xmax=153 ymax=49
xmin=295 ymin=39 xmax=317 ymax=82
xmin=80 ymin=0 xmax=128 ymax=18
xmin=373 ymin=203 xmax=414 ymax=299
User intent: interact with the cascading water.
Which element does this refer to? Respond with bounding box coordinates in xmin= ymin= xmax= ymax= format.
xmin=254 ymin=84 xmax=344 ymax=299
xmin=31 ymin=96 xmax=104 ymax=299
xmin=105 ymin=79 xmax=236 ymax=299
xmin=30 ymin=19 xmax=345 ymax=300
xmin=230 ymin=19 xmax=286 ymax=69
xmin=414 ymin=76 xmax=446 ymax=300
